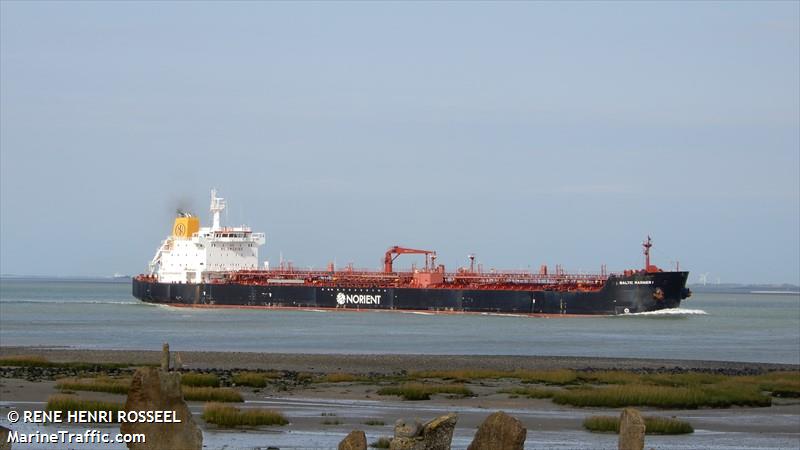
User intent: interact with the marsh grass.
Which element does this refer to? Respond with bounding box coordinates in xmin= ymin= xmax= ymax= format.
xmin=318 ymin=373 xmax=372 ymax=383
xmin=640 ymin=372 xmax=726 ymax=387
xmin=750 ymin=371 xmax=800 ymax=398
xmin=578 ymin=371 xmax=642 ymax=385
xmin=363 ymin=419 xmax=385 ymax=426
xmin=46 ymin=395 xmax=124 ymax=420
xmin=518 ymin=369 xmax=578 ymax=385
xmin=583 ymin=415 xmax=694 ymax=434
xmin=582 ymin=415 xmax=618 ymax=432
xmin=232 ymin=371 xmax=280 ymax=388
xmin=405 ymin=368 xmax=797 ymax=407
xmin=644 ymin=416 xmax=695 ymax=434
xmin=499 ymin=387 xmax=557 ymax=399
xmin=370 ymin=437 xmax=392 ymax=448
xmin=410 ymin=369 xmax=515 ymax=381
xmin=411 ymin=368 xmax=799 ymax=395
xmin=202 ymin=403 xmax=287 ymax=428
xmin=409 ymin=368 xmax=578 ymax=385
xmin=0 ymin=355 xmax=50 ymax=366
xmin=55 ymin=376 xmax=131 ymax=395
xmin=0 ymin=356 xmax=133 ymax=370
xmin=553 ymin=383 xmax=770 ymax=409
xmin=183 ymin=387 xmax=243 ymax=403
xmin=377 ymin=383 xmax=473 ymax=400
xmin=181 ymin=373 xmax=220 ymax=387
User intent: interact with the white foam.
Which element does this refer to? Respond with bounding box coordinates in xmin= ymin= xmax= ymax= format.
xmin=1 ymin=299 xmax=138 ymax=305
xmin=621 ymin=308 xmax=708 ymax=317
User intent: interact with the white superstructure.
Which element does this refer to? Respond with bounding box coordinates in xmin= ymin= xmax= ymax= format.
xmin=148 ymin=190 xmax=266 ymax=283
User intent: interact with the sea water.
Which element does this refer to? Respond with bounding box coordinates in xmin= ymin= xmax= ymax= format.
xmin=1 ymin=279 xmax=799 ymax=449
xmin=1 ymin=279 xmax=798 ymax=364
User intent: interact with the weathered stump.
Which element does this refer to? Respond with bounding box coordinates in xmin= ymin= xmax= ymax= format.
xmin=160 ymin=342 xmax=170 ymax=371
xmin=390 ymin=413 xmax=457 ymax=450
xmin=339 ymin=430 xmax=367 ymax=450
xmin=618 ymin=408 xmax=646 ymax=450
xmin=120 ymin=366 xmax=202 ymax=450
xmin=467 ymin=411 xmax=526 ymax=450
xmin=0 ymin=425 xmax=11 ymax=450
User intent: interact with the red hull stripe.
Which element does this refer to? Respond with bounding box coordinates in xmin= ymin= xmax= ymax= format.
xmin=158 ymin=303 xmax=597 ymax=318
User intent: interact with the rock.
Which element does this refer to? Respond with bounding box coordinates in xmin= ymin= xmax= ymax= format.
xmin=390 ymin=414 xmax=457 ymax=450
xmin=120 ymin=367 xmax=202 ymax=450
xmin=618 ymin=408 xmax=646 ymax=450
xmin=338 ymin=430 xmax=367 ymax=450
xmin=467 ymin=411 xmax=526 ymax=450
xmin=161 ymin=343 xmax=170 ymax=371
xmin=0 ymin=425 xmax=11 ymax=450
xmin=420 ymin=413 xmax=457 ymax=450
xmin=394 ymin=418 xmax=423 ymax=438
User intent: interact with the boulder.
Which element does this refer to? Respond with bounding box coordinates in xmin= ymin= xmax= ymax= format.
xmin=618 ymin=408 xmax=646 ymax=450
xmin=390 ymin=413 xmax=457 ymax=450
xmin=467 ymin=411 xmax=526 ymax=450
xmin=0 ymin=425 xmax=11 ymax=450
xmin=120 ymin=367 xmax=202 ymax=450
xmin=338 ymin=430 xmax=367 ymax=450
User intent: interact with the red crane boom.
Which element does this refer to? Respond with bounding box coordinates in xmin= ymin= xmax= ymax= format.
xmin=384 ymin=246 xmax=437 ymax=273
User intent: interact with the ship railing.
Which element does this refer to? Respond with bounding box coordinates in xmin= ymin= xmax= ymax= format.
xmin=225 ymin=268 xmax=610 ymax=278
xmin=223 ymin=268 xmax=611 ymax=287
xmin=195 ymin=235 xmax=264 ymax=243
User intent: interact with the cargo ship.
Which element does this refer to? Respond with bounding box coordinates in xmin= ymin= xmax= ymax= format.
xmin=133 ymin=190 xmax=691 ymax=315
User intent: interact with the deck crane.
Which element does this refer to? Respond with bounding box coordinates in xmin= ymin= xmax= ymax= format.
xmin=384 ymin=246 xmax=437 ymax=273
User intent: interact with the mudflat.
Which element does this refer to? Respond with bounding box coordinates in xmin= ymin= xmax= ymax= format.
xmin=2 ymin=346 xmax=796 ymax=373
xmin=1 ymin=346 xmax=799 ymax=449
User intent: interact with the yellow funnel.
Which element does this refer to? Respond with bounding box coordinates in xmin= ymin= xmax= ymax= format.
xmin=172 ymin=216 xmax=200 ymax=239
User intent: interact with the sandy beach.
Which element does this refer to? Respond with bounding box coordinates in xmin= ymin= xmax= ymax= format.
xmin=1 ymin=347 xmax=799 ymax=449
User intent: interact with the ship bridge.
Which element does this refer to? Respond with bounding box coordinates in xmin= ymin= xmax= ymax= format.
xmin=148 ymin=189 xmax=265 ymax=283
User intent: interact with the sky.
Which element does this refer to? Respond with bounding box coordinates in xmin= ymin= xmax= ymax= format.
xmin=1 ymin=1 xmax=798 ymax=284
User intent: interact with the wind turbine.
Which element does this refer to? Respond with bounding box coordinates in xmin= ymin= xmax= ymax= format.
xmin=698 ymin=273 xmax=710 ymax=286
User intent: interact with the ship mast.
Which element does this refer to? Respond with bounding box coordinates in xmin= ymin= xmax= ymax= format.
xmin=210 ymin=189 xmax=226 ymax=230
xmin=643 ymin=235 xmax=653 ymax=271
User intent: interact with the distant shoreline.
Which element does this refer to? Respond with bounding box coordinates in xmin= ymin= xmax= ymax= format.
xmin=749 ymin=290 xmax=800 ymax=295
xmin=0 ymin=275 xmax=130 ymax=282
xmin=1 ymin=346 xmax=796 ymax=373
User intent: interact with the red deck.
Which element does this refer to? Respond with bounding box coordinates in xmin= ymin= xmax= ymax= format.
xmin=136 ymin=267 xmax=616 ymax=293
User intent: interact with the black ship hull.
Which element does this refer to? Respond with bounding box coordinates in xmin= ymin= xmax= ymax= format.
xmin=133 ymin=271 xmax=690 ymax=315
